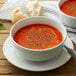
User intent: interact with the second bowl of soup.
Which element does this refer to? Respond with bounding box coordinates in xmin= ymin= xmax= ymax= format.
xmin=58 ymin=0 xmax=76 ymax=28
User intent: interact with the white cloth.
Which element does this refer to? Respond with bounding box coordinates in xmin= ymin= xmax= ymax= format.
xmin=0 ymin=0 xmax=76 ymax=44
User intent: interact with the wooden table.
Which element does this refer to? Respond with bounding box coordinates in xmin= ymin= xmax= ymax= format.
xmin=0 ymin=0 xmax=76 ymax=76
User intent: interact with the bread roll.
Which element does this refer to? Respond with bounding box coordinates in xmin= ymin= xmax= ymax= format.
xmin=11 ymin=7 xmax=28 ymax=24
xmin=26 ymin=0 xmax=43 ymax=16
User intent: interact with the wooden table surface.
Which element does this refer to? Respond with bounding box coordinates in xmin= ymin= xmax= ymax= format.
xmin=0 ymin=0 xmax=76 ymax=76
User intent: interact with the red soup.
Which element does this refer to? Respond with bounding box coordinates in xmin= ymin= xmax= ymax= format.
xmin=60 ymin=0 xmax=76 ymax=17
xmin=14 ymin=24 xmax=63 ymax=50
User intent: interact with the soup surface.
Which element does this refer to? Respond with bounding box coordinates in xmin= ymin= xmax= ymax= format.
xmin=60 ymin=0 xmax=76 ymax=17
xmin=14 ymin=24 xmax=63 ymax=50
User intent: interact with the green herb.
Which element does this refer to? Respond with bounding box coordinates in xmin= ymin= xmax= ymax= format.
xmin=70 ymin=8 xmax=74 ymax=12
xmin=0 ymin=23 xmax=5 ymax=30
xmin=67 ymin=6 xmax=74 ymax=12
xmin=35 ymin=40 xmax=39 ymax=42
xmin=67 ymin=6 xmax=71 ymax=9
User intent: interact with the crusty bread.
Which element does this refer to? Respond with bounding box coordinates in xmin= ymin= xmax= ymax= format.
xmin=11 ymin=7 xmax=28 ymax=24
xmin=26 ymin=0 xmax=43 ymax=16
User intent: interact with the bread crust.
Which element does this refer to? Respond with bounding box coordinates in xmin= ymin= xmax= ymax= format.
xmin=11 ymin=7 xmax=28 ymax=24
xmin=26 ymin=0 xmax=43 ymax=16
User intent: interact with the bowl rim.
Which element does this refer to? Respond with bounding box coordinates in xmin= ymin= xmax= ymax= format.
xmin=58 ymin=0 xmax=76 ymax=19
xmin=10 ymin=16 xmax=67 ymax=52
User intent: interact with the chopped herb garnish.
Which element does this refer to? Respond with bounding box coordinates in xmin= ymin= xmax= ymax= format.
xmin=70 ymin=8 xmax=74 ymax=12
xmin=67 ymin=6 xmax=71 ymax=9
xmin=35 ymin=40 xmax=39 ymax=42
xmin=0 ymin=23 xmax=5 ymax=30
xmin=67 ymin=6 xmax=74 ymax=12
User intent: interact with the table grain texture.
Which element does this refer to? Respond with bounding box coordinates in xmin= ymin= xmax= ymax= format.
xmin=0 ymin=0 xmax=76 ymax=76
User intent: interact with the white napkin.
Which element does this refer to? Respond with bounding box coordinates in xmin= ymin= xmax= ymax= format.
xmin=0 ymin=0 xmax=76 ymax=44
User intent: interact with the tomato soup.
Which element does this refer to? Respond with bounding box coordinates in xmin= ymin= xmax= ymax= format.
xmin=60 ymin=0 xmax=76 ymax=17
xmin=14 ymin=24 xmax=63 ymax=50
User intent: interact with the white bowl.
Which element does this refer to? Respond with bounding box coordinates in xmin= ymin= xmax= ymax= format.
xmin=10 ymin=16 xmax=67 ymax=61
xmin=58 ymin=0 xmax=76 ymax=28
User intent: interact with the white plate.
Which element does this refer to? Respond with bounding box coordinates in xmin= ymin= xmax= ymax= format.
xmin=3 ymin=36 xmax=73 ymax=72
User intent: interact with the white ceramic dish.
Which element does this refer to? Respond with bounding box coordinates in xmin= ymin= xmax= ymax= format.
xmin=10 ymin=16 xmax=67 ymax=61
xmin=3 ymin=36 xmax=73 ymax=71
xmin=58 ymin=0 xmax=76 ymax=28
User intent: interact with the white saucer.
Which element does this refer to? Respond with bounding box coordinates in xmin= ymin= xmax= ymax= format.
xmin=3 ymin=36 xmax=73 ymax=72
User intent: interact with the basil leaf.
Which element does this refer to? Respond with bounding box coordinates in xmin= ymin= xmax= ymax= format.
xmin=0 ymin=23 xmax=5 ymax=30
